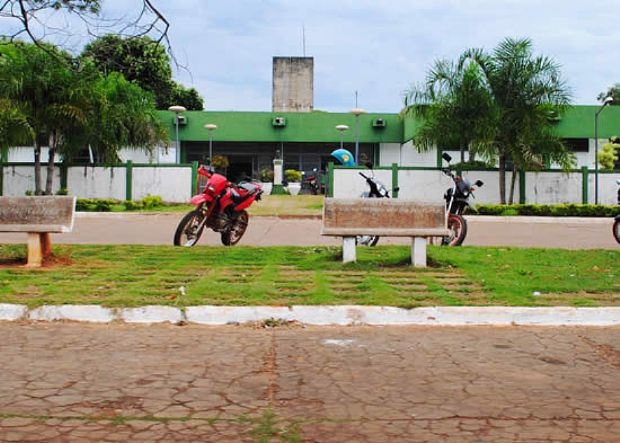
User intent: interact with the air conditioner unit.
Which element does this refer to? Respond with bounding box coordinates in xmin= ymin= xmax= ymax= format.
xmin=372 ymin=118 xmax=386 ymax=128
xmin=272 ymin=116 xmax=287 ymax=127
xmin=176 ymin=115 xmax=188 ymax=126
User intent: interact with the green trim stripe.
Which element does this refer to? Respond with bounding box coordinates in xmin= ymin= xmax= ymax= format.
xmin=125 ymin=160 xmax=133 ymax=201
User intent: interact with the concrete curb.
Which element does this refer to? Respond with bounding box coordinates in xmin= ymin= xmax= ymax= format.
xmin=2 ymin=304 xmax=620 ymax=326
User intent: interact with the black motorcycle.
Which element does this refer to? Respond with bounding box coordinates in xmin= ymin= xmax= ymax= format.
xmin=441 ymin=153 xmax=484 ymax=246
xmin=357 ymin=163 xmax=398 ymax=246
xmin=614 ymin=179 xmax=620 ymax=244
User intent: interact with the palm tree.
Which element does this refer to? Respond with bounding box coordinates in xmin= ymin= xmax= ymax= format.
xmin=404 ymin=59 xmax=496 ymax=164
xmin=462 ymin=38 xmax=573 ymax=203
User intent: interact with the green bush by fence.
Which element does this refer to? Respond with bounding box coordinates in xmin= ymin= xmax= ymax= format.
xmin=470 ymin=204 xmax=619 ymax=217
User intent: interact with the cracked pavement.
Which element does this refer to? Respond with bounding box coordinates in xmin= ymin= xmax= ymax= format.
xmin=1 ymin=323 xmax=620 ymax=442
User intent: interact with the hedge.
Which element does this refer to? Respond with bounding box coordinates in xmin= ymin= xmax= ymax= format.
xmin=76 ymin=196 xmax=167 ymax=212
xmin=469 ymin=204 xmax=619 ymax=217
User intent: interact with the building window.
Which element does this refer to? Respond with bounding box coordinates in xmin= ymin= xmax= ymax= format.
xmin=562 ymin=138 xmax=589 ymax=152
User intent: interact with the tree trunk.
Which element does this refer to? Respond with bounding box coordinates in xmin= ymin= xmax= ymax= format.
xmin=34 ymin=142 xmax=42 ymax=195
xmin=45 ymin=132 xmax=56 ymax=195
xmin=498 ymin=153 xmax=506 ymax=204
xmin=508 ymin=164 xmax=518 ymax=205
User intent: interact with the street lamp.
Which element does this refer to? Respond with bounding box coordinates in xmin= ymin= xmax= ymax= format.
xmin=335 ymin=124 xmax=349 ymax=150
xmin=204 ymin=123 xmax=218 ymax=164
xmin=168 ymin=105 xmax=186 ymax=163
xmin=595 ymin=96 xmax=613 ymax=204
xmin=350 ymin=107 xmax=366 ymax=164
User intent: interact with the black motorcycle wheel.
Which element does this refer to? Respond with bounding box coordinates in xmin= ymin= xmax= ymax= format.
xmin=614 ymin=219 xmax=620 ymax=244
xmin=221 ymin=210 xmax=249 ymax=246
xmin=442 ymin=214 xmax=468 ymax=247
xmin=173 ymin=210 xmax=206 ymax=247
xmin=356 ymin=235 xmax=380 ymax=247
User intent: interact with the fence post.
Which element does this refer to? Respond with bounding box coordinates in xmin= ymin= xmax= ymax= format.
xmin=519 ymin=170 xmax=526 ymax=204
xmin=191 ymin=161 xmax=198 ymax=197
xmin=327 ymin=162 xmax=334 ymax=198
xmin=581 ymin=166 xmax=589 ymax=204
xmin=125 ymin=161 xmax=133 ymax=201
xmin=436 ymin=149 xmax=443 ymax=168
xmin=391 ymin=163 xmax=399 ymax=198
xmin=60 ymin=163 xmax=68 ymax=192
xmin=0 ymin=146 xmax=7 ymax=196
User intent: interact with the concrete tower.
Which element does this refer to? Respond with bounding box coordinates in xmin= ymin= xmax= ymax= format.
xmin=272 ymin=57 xmax=314 ymax=112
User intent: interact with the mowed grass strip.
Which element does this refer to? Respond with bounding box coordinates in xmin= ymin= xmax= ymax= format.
xmin=0 ymin=244 xmax=617 ymax=307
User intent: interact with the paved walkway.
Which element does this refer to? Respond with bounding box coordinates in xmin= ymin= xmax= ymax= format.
xmin=0 ymin=213 xmax=616 ymax=248
xmin=1 ymin=323 xmax=620 ymax=442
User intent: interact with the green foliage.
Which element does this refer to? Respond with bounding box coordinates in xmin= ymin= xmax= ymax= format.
xmin=123 ymin=200 xmax=143 ymax=210
xmin=407 ymin=38 xmax=573 ymax=204
xmin=598 ymin=142 xmax=619 ymax=170
xmin=82 ymin=35 xmax=204 ymax=110
xmin=285 ymin=169 xmax=302 ymax=182
xmin=270 ymin=185 xmax=289 ymax=195
xmin=470 ymin=204 xmax=619 ymax=217
xmin=211 ymin=155 xmax=229 ymax=169
xmin=259 ymin=168 xmax=274 ymax=182
xmin=56 ymin=188 xmax=68 ymax=196
xmin=140 ymin=195 xmax=163 ymax=209
xmin=597 ymin=83 xmax=620 ymax=105
xmin=76 ymin=198 xmax=119 ymax=212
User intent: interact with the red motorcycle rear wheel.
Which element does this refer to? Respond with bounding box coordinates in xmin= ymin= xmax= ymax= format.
xmin=221 ymin=210 xmax=249 ymax=246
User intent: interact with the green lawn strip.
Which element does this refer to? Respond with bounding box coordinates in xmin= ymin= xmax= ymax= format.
xmin=0 ymin=245 xmax=618 ymax=307
xmin=430 ymin=246 xmax=619 ymax=306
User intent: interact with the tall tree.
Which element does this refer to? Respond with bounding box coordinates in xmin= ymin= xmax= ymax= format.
xmin=0 ymin=1 xmax=171 ymax=52
xmin=403 ymin=59 xmax=496 ymax=164
xmin=0 ymin=42 xmax=88 ymax=194
xmin=82 ymin=35 xmax=204 ymax=110
xmin=597 ymin=84 xmax=620 ymax=105
xmin=0 ymin=41 xmax=168 ymax=194
xmin=463 ymin=38 xmax=573 ymax=203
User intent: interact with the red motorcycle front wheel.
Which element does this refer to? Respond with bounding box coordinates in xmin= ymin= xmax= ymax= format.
xmin=173 ymin=210 xmax=206 ymax=247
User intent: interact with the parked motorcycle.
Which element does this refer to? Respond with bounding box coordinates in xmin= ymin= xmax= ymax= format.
xmin=357 ymin=163 xmax=399 ymax=246
xmin=614 ymin=179 xmax=620 ymax=244
xmin=330 ymin=148 xmax=398 ymax=246
xmin=301 ymin=168 xmax=320 ymax=195
xmin=441 ymin=153 xmax=484 ymax=246
xmin=173 ymin=165 xmax=262 ymax=247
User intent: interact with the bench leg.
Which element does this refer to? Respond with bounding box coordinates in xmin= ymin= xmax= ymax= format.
xmin=26 ymin=233 xmax=43 ymax=268
xmin=40 ymin=233 xmax=52 ymax=258
xmin=411 ymin=237 xmax=427 ymax=268
xmin=342 ymin=237 xmax=356 ymax=263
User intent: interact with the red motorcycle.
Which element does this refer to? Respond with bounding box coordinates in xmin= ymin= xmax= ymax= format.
xmin=173 ymin=165 xmax=262 ymax=247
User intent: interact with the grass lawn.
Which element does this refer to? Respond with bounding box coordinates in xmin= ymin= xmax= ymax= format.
xmin=0 ymin=245 xmax=617 ymax=308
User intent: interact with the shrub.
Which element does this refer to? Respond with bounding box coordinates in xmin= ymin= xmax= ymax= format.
xmin=140 ymin=195 xmax=163 ymax=209
xmin=470 ymin=204 xmax=619 ymax=217
xmin=260 ymin=168 xmax=274 ymax=182
xmin=285 ymin=169 xmax=302 ymax=183
xmin=123 ymin=200 xmax=144 ymax=210
xmin=56 ymin=188 xmax=68 ymax=195
xmin=211 ymin=155 xmax=229 ymax=169
xmin=76 ymin=198 xmax=119 ymax=212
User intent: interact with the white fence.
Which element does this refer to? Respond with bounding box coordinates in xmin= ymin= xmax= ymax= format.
xmin=0 ymin=163 xmax=195 ymax=202
xmin=332 ymin=167 xmax=619 ymax=205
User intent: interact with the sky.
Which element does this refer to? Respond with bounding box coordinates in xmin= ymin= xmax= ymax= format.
xmin=3 ymin=0 xmax=620 ymax=112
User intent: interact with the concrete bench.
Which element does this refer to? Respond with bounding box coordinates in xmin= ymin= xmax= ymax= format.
xmin=321 ymin=198 xmax=450 ymax=267
xmin=0 ymin=196 xmax=76 ymax=267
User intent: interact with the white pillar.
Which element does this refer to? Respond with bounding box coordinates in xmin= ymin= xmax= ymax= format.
xmin=411 ymin=237 xmax=427 ymax=268
xmin=273 ymin=159 xmax=283 ymax=185
xmin=342 ymin=237 xmax=356 ymax=263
